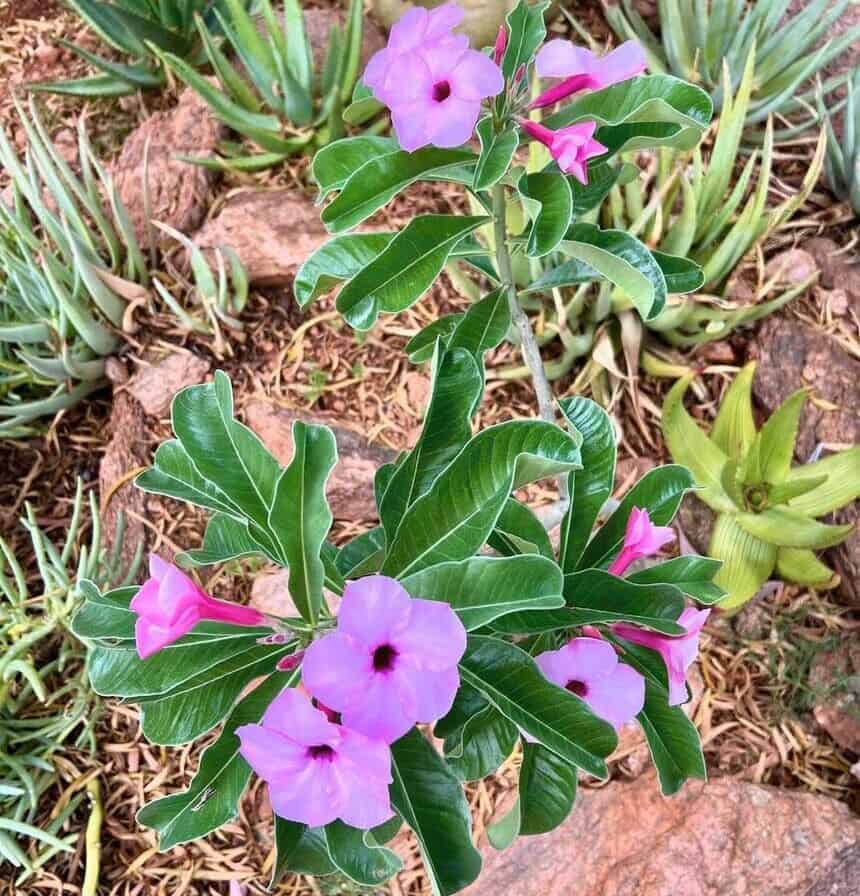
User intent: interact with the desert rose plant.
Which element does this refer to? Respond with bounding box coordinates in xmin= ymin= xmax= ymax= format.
xmin=72 ymin=4 xmax=724 ymax=891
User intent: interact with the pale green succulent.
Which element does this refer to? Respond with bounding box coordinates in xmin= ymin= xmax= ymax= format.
xmin=0 ymin=480 xmax=141 ymax=877
xmin=663 ymin=363 xmax=860 ymax=612
xmin=603 ymin=0 xmax=860 ymax=132
xmin=820 ymin=66 xmax=860 ymax=216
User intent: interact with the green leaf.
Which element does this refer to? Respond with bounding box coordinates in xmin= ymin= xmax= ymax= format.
xmin=335 ymin=527 xmax=386 ymax=578
xmin=323 ymin=820 xmax=402 ymax=887
xmin=709 ymin=513 xmax=777 ymax=612
xmin=628 ymin=556 xmax=725 ymax=604
xmin=546 ymin=75 xmax=713 ymax=153
xmin=489 ymin=498 xmax=554 ymax=559
xmin=474 ymin=118 xmax=518 ymax=191
xmin=710 ymin=362 xmax=757 ymax=458
xmin=448 ymin=286 xmax=511 ymax=360
xmin=784 ymin=446 xmax=860 ymax=517
xmin=381 ymin=420 xmax=582 ymax=578
xmin=321 ymin=147 xmax=476 ymax=232
xmin=406 ymin=314 xmax=464 ymax=364
xmin=137 ymin=671 xmax=294 ymax=850
xmin=380 ymin=345 xmax=483 ymax=542
xmin=579 ymin=465 xmax=695 ymax=569
xmin=177 ymin=513 xmax=266 ymax=567
xmin=562 ymin=223 xmax=667 ymax=319
xmin=557 ymin=397 xmax=616 ymax=573
xmin=401 ymin=555 xmax=565 ymax=631
xmin=652 ymin=250 xmax=705 ymax=294
xmin=171 ymin=372 xmax=283 ymax=553
xmin=459 ymin=636 xmax=617 ymax=778
xmin=294 ymin=232 xmax=394 ymax=307
xmin=336 ymin=215 xmax=488 ymax=330
xmin=312 ymin=136 xmax=398 ymax=197
xmin=637 ymin=679 xmax=706 ymax=796
xmin=269 ymin=421 xmax=337 ymax=624
xmin=390 ymin=728 xmax=482 ymax=896
xmin=775 ymin=547 xmax=836 ymax=588
xmin=735 ymin=507 xmax=853 ymax=550
xmin=661 ymin=376 xmax=734 ymax=512
xmin=568 ymin=160 xmax=636 ymax=216
xmin=71 ymin=582 xmax=138 ymax=643
xmin=520 ymin=172 xmax=574 ymax=257
xmin=757 ymin=389 xmax=807 ymax=484
xmin=443 ymin=705 xmax=518 ymax=782
xmin=272 ymin=821 xmax=335 ymax=883
xmin=501 ymin=0 xmax=549 ymax=79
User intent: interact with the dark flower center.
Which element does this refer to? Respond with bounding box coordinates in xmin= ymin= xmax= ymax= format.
xmin=373 ymin=643 xmax=399 ymax=672
xmin=308 ymin=744 xmax=335 ymax=762
xmin=432 ymin=80 xmax=452 ymax=102
xmin=565 ymin=679 xmax=588 ymax=698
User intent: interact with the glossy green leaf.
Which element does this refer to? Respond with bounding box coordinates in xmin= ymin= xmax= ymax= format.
xmin=336 ymin=215 xmax=488 ymax=330
xmin=323 ymin=820 xmax=402 ymax=886
xmin=520 ymin=172 xmax=573 ymax=257
xmin=269 ymin=421 xmax=337 ymax=624
xmin=335 ymin=527 xmax=386 ymax=579
xmin=489 ymin=498 xmax=554 ymax=559
xmin=568 ymin=160 xmax=636 ymax=216
xmin=401 ymin=555 xmax=564 ymax=631
xmin=443 ymin=705 xmax=518 ymax=782
xmin=177 ymin=513 xmax=266 ymax=567
xmin=380 ymin=346 xmax=482 ymax=542
xmin=709 ymin=513 xmax=777 ymax=612
xmin=710 ymin=362 xmax=756 ymax=458
xmin=785 ymin=446 xmax=860 ymax=517
xmin=294 ymin=232 xmax=395 ymax=307
xmin=272 ymin=821 xmax=335 ymax=883
xmin=562 ymin=223 xmax=667 ymax=319
xmin=382 ymin=420 xmax=582 ymax=578
xmin=557 ymin=397 xmax=616 ymax=573
xmin=628 ymin=556 xmax=725 ymax=604
xmin=474 ymin=118 xmax=518 ymax=191
xmin=312 ymin=136 xmax=397 ymax=197
xmin=71 ymin=582 xmax=138 ymax=644
xmin=406 ymin=314 xmax=463 ymax=364
xmin=321 ymin=148 xmax=476 ymax=232
xmin=546 ymin=74 xmax=713 ymax=153
xmin=563 ymin=569 xmax=685 ymax=629
xmin=662 ymin=376 xmax=734 ymax=512
xmin=137 ymin=671 xmax=294 ymax=850
xmin=390 ymin=728 xmax=482 ymax=896
xmin=735 ymin=507 xmax=853 ymax=549
xmin=579 ymin=465 xmax=695 ymax=569
xmin=501 ymin=0 xmax=549 ymax=79
xmin=448 ymin=286 xmax=511 ymax=360
xmin=652 ymin=250 xmax=705 ymax=294
xmin=459 ymin=636 xmax=617 ymax=778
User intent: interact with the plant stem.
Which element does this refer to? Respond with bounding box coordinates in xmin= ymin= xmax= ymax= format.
xmin=491 ymin=183 xmax=556 ymax=426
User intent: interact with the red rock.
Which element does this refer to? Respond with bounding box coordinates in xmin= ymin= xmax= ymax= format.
xmin=468 ymin=772 xmax=860 ymax=896
xmin=243 ymin=399 xmax=396 ymax=521
xmin=192 ymin=191 xmax=328 ymax=286
xmin=126 ymin=352 xmax=210 ymax=418
xmin=112 ymin=89 xmax=226 ymax=248
xmin=810 ymin=641 xmax=860 ymax=754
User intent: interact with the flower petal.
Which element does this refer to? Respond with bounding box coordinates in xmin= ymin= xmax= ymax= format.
xmin=593 ymin=40 xmax=647 ymax=86
xmin=261 ymin=688 xmax=338 ymax=746
xmin=341 ymin=673 xmax=416 ymax=743
xmin=450 ymin=50 xmax=504 ymax=100
xmin=236 ymin=722 xmax=309 ymax=781
xmin=427 ymin=96 xmax=482 ymax=147
xmin=558 ymin=637 xmax=619 ymax=683
xmin=535 ymin=39 xmax=594 ymax=78
xmin=337 ymin=576 xmax=413 ymax=646
xmin=302 ymin=632 xmax=374 ymax=711
xmin=583 ymin=663 xmax=645 ymax=731
xmin=394 ymin=599 xmax=466 ymax=670
xmin=337 ymin=773 xmax=396 ymax=829
xmin=336 ymin=727 xmax=393 ymax=785
xmin=269 ymin=760 xmax=340 ymax=828
xmin=397 ymin=663 xmax=460 ymax=723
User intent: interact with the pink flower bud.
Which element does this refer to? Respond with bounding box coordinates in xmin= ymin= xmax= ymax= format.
xmin=493 ymin=24 xmax=507 ymax=65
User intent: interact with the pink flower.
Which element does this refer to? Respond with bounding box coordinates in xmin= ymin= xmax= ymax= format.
xmin=493 ymin=24 xmax=507 ymax=65
xmin=535 ymin=637 xmax=645 ymax=732
xmin=130 ymin=555 xmax=266 ymax=660
xmin=608 ymin=507 xmax=675 ymax=577
xmin=519 ymin=119 xmax=606 ymax=184
xmin=363 ymin=3 xmax=504 ymax=152
xmin=236 ymin=688 xmax=394 ymax=829
xmin=612 ymin=608 xmax=710 ymax=706
xmin=531 ymin=39 xmax=647 ymax=108
xmin=301 ymin=575 xmax=467 ymax=743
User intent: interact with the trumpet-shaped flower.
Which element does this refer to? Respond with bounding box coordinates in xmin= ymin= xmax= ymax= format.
xmin=531 ymin=39 xmax=647 ymax=108
xmin=302 ymin=575 xmax=467 ymax=743
xmin=535 ymin=637 xmax=645 ymax=731
xmin=363 ymin=3 xmax=503 ymax=152
xmin=131 ymin=555 xmax=265 ymax=660
xmin=236 ymin=688 xmax=394 ymax=829
xmin=612 ymin=607 xmax=710 ymax=706
xmin=608 ymin=507 xmax=675 ymax=576
xmin=519 ymin=119 xmax=606 ymax=184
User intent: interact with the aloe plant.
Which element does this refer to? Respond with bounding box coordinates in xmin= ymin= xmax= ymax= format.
xmin=31 ymin=0 xmax=251 ymax=97
xmin=153 ymin=0 xmax=371 ymax=169
xmin=663 ymin=363 xmax=860 ymax=612
xmin=603 ymin=0 xmax=860 ymax=131
xmin=0 ymin=480 xmax=141 ymax=877
xmin=820 ymin=67 xmax=860 ymax=216
xmin=0 ymin=100 xmax=150 ymax=435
